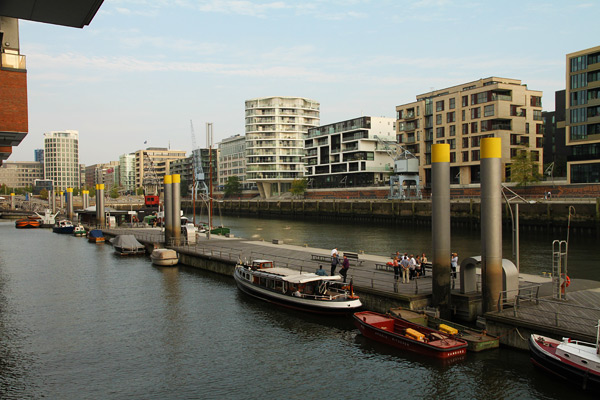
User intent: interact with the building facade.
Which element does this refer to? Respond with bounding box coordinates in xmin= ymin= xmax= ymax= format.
xmin=245 ymin=96 xmax=320 ymax=198
xmin=119 ymin=153 xmax=136 ymax=193
xmin=218 ymin=134 xmax=253 ymax=190
xmin=0 ymin=161 xmax=43 ymax=188
xmin=134 ymin=147 xmax=187 ymax=193
xmin=304 ymin=117 xmax=397 ymax=188
xmin=565 ymin=45 xmax=600 ymax=183
xmin=542 ymin=90 xmax=567 ymax=178
xmin=34 ymin=149 xmax=44 ymax=163
xmin=43 ymin=130 xmax=80 ymax=190
xmin=396 ymin=77 xmax=543 ymax=187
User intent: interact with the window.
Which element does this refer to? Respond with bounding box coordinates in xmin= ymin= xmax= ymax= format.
xmin=449 ymin=98 xmax=455 ymax=109
xmin=484 ymin=104 xmax=495 ymax=117
xmin=570 ymin=55 xmax=588 ymax=72
xmin=449 ymin=125 xmax=456 ymax=136
xmin=462 ymin=123 xmax=468 ymax=135
xmin=471 ymin=150 xmax=480 ymax=161
xmin=462 ymin=137 xmax=469 ymax=148
xmin=526 ymin=123 xmax=529 ymax=134
xmin=447 ymin=112 xmax=456 ymax=123
xmin=533 ymin=110 xmax=542 ymax=121
xmin=471 ymin=107 xmax=481 ymax=119
xmin=571 ymin=90 xmax=588 ymax=106
xmin=571 ymin=73 xmax=587 ymax=89
xmin=448 ymin=139 xmax=456 ymax=150
xmin=530 ymin=96 xmax=542 ymax=107
xmin=462 ymin=96 xmax=468 ymax=107
xmin=471 ymin=122 xmax=478 ymax=133
xmin=436 ymin=100 xmax=444 ymax=112
xmin=570 ymin=108 xmax=587 ymax=124
xmin=462 ymin=110 xmax=466 ymax=121
xmin=436 ymin=114 xmax=442 ymax=125
xmin=436 ymin=127 xmax=445 ymax=138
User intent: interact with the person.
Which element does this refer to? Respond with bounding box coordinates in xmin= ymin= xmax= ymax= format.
xmin=330 ymin=252 xmax=339 ymax=276
xmin=415 ymin=255 xmax=422 ymax=277
xmin=331 ymin=247 xmax=338 ymax=257
xmin=421 ymin=253 xmax=428 ymax=276
xmin=409 ymin=254 xmax=416 ymax=280
xmin=400 ymin=254 xmax=410 ymax=284
xmin=292 ymin=287 xmax=302 ymax=297
xmin=339 ymin=254 xmax=350 ymax=283
xmin=392 ymin=256 xmax=400 ymax=281
xmin=451 ymin=252 xmax=458 ymax=279
xmin=316 ymin=265 xmax=327 ymax=276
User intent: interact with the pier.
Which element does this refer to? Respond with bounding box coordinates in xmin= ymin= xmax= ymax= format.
xmin=103 ymin=227 xmax=600 ymax=350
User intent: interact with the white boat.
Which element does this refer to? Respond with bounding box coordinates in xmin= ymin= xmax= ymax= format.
xmin=150 ymin=248 xmax=178 ymax=266
xmin=529 ymin=320 xmax=600 ymax=393
xmin=110 ymin=235 xmax=146 ymax=256
xmin=233 ymin=259 xmax=362 ymax=315
xmin=73 ymin=224 xmax=86 ymax=237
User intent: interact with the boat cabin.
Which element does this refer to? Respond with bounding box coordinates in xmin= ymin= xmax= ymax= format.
xmin=251 ymin=260 xmax=274 ymax=270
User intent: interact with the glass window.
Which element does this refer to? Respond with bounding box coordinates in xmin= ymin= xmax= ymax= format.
xmin=449 ymin=98 xmax=455 ymax=109
xmin=484 ymin=105 xmax=494 ymax=117
xmin=436 ymin=114 xmax=442 ymax=125
xmin=471 ymin=107 xmax=481 ymax=119
xmin=436 ymin=100 xmax=444 ymax=112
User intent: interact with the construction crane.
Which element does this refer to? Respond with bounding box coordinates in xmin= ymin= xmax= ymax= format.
xmin=190 ymin=120 xmax=208 ymax=198
xmin=142 ymin=150 xmax=160 ymax=207
xmin=376 ymin=136 xmax=422 ymax=200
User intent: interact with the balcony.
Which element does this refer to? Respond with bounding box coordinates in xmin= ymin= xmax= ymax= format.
xmin=1 ymin=53 xmax=26 ymax=70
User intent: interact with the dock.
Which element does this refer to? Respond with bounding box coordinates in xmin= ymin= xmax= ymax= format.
xmin=103 ymin=227 xmax=600 ymax=350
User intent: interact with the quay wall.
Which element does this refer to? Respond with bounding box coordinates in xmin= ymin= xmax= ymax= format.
xmin=183 ymin=198 xmax=600 ymax=234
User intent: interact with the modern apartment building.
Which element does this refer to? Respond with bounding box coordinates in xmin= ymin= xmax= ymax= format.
xmin=43 ymin=130 xmax=80 ymax=190
xmin=565 ymin=45 xmax=600 ymax=183
xmin=134 ymin=147 xmax=187 ymax=192
xmin=542 ymin=90 xmax=567 ymax=178
xmin=218 ymin=134 xmax=253 ymax=190
xmin=304 ymin=117 xmax=397 ymax=188
xmin=396 ymin=77 xmax=543 ymax=187
xmin=119 ymin=153 xmax=136 ymax=193
xmin=245 ymin=96 xmax=320 ymax=198
xmin=85 ymin=161 xmax=120 ymax=189
xmin=34 ymin=149 xmax=44 ymax=163
xmin=0 ymin=161 xmax=43 ymax=188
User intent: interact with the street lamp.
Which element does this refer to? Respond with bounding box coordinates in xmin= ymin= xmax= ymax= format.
xmin=502 ymin=185 xmax=536 ymax=272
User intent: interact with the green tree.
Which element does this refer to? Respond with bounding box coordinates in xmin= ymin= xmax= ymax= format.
xmin=136 ymin=187 xmax=144 ymax=196
xmin=224 ymin=176 xmax=242 ymax=198
xmin=39 ymin=188 xmax=49 ymax=200
xmin=509 ymin=149 xmax=542 ymax=187
xmin=290 ymin=178 xmax=308 ymax=197
xmin=109 ymin=186 xmax=120 ymax=199
xmin=180 ymin=179 xmax=189 ymax=197
xmin=72 ymin=187 xmax=80 ymax=196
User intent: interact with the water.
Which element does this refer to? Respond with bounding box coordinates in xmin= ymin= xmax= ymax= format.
xmin=0 ymin=220 xmax=597 ymax=399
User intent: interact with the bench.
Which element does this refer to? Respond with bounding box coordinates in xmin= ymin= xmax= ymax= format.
xmin=311 ymin=254 xmax=331 ymax=263
xmin=343 ymin=252 xmax=363 ymax=266
xmin=376 ymin=263 xmax=394 ymax=271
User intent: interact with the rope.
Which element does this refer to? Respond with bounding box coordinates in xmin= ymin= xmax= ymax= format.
xmin=515 ymin=327 xmax=527 ymax=341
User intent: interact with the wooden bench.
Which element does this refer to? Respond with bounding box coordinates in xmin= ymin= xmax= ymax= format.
xmin=311 ymin=254 xmax=331 ymax=263
xmin=343 ymin=252 xmax=363 ymax=266
xmin=376 ymin=263 xmax=394 ymax=271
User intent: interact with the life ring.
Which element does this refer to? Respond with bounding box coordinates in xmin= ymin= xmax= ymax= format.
xmin=565 ymin=276 xmax=571 ymax=287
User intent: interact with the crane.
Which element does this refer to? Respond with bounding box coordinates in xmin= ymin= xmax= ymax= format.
xmin=376 ymin=136 xmax=422 ymax=200
xmin=190 ymin=120 xmax=208 ymax=198
xmin=142 ymin=150 xmax=160 ymax=207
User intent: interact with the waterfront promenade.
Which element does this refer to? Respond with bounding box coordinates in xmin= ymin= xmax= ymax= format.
xmin=104 ymin=226 xmax=600 ymax=349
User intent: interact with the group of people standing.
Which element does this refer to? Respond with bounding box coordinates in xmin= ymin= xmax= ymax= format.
xmin=390 ymin=252 xmax=427 ymax=284
xmin=330 ymin=248 xmax=350 ymax=283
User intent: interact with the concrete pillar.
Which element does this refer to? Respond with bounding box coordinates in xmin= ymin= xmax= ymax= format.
xmin=59 ymin=191 xmax=64 ymax=210
xmin=97 ymin=184 xmax=105 ymax=227
xmin=481 ymin=138 xmax=503 ymax=312
xmin=164 ymin=175 xmax=173 ymax=245
xmin=431 ymin=144 xmax=452 ymax=318
xmin=66 ymin=188 xmax=74 ymax=220
xmin=172 ymin=174 xmax=181 ymax=245
xmin=51 ymin=189 xmax=56 ymax=213
xmin=10 ymin=193 xmax=15 ymax=209
xmin=82 ymin=190 xmax=89 ymax=209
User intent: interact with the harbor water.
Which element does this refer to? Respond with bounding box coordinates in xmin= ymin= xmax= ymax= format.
xmin=0 ymin=219 xmax=598 ymax=399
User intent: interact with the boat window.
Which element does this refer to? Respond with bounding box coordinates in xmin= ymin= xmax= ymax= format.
xmin=564 ymin=354 xmax=569 ymax=358
xmin=259 ymin=277 xmax=267 ymax=286
xmin=581 ymin=360 xmax=587 ymax=364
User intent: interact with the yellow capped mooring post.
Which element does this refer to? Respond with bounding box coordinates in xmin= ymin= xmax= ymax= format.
xmin=96 ymin=184 xmax=105 ymax=227
xmin=431 ymin=144 xmax=451 ymax=318
xmin=164 ymin=175 xmax=173 ymax=245
xmin=66 ymin=188 xmax=74 ymax=220
xmin=10 ymin=192 xmax=15 ymax=210
xmin=480 ymin=137 xmax=502 ymax=312
xmin=171 ymin=174 xmax=181 ymax=245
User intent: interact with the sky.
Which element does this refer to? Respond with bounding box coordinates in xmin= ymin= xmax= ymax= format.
xmin=9 ymin=0 xmax=600 ymax=165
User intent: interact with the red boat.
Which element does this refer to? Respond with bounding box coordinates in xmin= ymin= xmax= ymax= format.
xmin=353 ymin=311 xmax=467 ymax=359
xmin=15 ymin=217 xmax=41 ymax=229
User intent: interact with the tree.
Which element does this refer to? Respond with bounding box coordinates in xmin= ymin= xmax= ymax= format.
xmin=509 ymin=149 xmax=543 ymax=187
xmin=224 ymin=176 xmax=242 ymax=198
xmin=72 ymin=187 xmax=80 ymax=196
xmin=136 ymin=187 xmax=144 ymax=196
xmin=290 ymin=178 xmax=308 ymax=197
xmin=39 ymin=188 xmax=48 ymax=200
xmin=109 ymin=186 xmax=120 ymax=199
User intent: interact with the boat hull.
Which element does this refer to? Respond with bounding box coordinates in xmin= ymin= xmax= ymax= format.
xmin=150 ymin=249 xmax=178 ymax=266
xmin=88 ymin=237 xmax=105 ymax=243
xmin=234 ymin=268 xmax=361 ymax=315
xmin=53 ymin=226 xmax=75 ymax=234
xmin=15 ymin=219 xmax=41 ymax=229
xmin=529 ymin=334 xmax=600 ymax=393
xmin=353 ymin=311 xmax=467 ymax=360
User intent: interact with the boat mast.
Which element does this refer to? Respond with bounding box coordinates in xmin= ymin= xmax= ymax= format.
xmin=207 ymin=122 xmax=213 ymax=231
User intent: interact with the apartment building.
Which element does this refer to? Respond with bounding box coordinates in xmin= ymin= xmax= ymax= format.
xmin=119 ymin=153 xmax=136 ymax=193
xmin=542 ymin=90 xmax=567 ymax=178
xmin=565 ymin=45 xmax=600 ymax=183
xmin=134 ymin=147 xmax=187 ymax=191
xmin=0 ymin=161 xmax=43 ymax=188
xmin=396 ymin=77 xmax=543 ymax=187
xmin=43 ymin=130 xmax=81 ymax=190
xmin=304 ymin=117 xmax=396 ymax=188
xmin=85 ymin=161 xmax=120 ymax=189
xmin=245 ymin=96 xmax=320 ymax=198
xmin=218 ymin=134 xmax=253 ymax=190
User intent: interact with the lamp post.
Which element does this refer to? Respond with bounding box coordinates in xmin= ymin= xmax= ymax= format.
xmin=502 ymin=185 xmax=536 ymax=273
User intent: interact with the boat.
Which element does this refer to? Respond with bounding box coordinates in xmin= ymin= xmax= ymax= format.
xmin=87 ymin=229 xmax=105 ymax=243
xmin=110 ymin=234 xmax=146 ymax=256
xmin=35 ymin=209 xmax=59 ymax=228
xmin=389 ymin=307 xmax=499 ymax=352
xmin=353 ymin=311 xmax=468 ymax=359
xmin=52 ymin=220 xmax=75 ymax=234
xmin=529 ymin=324 xmax=600 ymax=393
xmin=233 ymin=259 xmax=362 ymax=315
xmin=15 ymin=216 xmax=41 ymax=229
xmin=73 ymin=224 xmax=86 ymax=237
xmin=210 ymin=225 xmax=230 ymax=235
xmin=150 ymin=248 xmax=179 ymax=266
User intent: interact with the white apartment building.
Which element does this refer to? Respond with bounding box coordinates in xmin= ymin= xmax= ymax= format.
xmin=43 ymin=130 xmax=80 ymax=190
xmin=304 ymin=117 xmax=397 ymax=188
xmin=218 ymin=134 xmax=253 ymax=190
xmin=245 ymin=96 xmax=320 ymax=198
xmin=119 ymin=153 xmax=136 ymax=193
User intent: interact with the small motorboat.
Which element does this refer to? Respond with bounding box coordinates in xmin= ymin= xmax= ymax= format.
xmin=87 ymin=229 xmax=105 ymax=243
xmin=529 ymin=323 xmax=600 ymax=393
xmin=35 ymin=209 xmax=59 ymax=228
xmin=73 ymin=224 xmax=86 ymax=237
xmin=353 ymin=311 xmax=468 ymax=359
xmin=150 ymin=248 xmax=179 ymax=266
xmin=52 ymin=220 xmax=74 ymax=234
xmin=15 ymin=216 xmax=41 ymax=229
xmin=234 ymin=259 xmax=361 ymax=315
xmin=110 ymin=234 xmax=146 ymax=256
